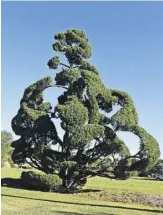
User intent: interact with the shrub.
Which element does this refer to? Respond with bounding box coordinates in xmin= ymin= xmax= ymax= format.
xmin=21 ymin=171 xmax=62 ymax=191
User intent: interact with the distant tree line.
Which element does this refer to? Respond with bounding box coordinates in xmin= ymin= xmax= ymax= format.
xmin=1 ymin=130 xmax=14 ymax=167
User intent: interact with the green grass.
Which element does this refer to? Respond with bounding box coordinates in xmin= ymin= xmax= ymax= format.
xmin=2 ymin=168 xmax=163 ymax=215
xmin=85 ymin=176 xmax=163 ymax=195
xmin=2 ymin=168 xmax=163 ymax=195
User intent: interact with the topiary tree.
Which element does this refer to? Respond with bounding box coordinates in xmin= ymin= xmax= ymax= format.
xmin=11 ymin=29 xmax=160 ymax=191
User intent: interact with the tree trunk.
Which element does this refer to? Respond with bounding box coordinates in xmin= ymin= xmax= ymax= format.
xmin=60 ymin=172 xmax=87 ymax=192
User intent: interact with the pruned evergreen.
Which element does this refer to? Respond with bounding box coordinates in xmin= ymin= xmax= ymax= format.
xmin=11 ymin=29 xmax=160 ymax=191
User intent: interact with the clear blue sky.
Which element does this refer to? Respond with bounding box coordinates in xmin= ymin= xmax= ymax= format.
xmin=2 ymin=2 xmax=163 ymax=157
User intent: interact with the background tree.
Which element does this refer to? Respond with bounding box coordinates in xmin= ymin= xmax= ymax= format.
xmin=139 ymin=158 xmax=163 ymax=177
xmin=11 ymin=29 xmax=160 ymax=191
xmin=152 ymin=159 xmax=163 ymax=175
xmin=1 ymin=130 xmax=14 ymax=166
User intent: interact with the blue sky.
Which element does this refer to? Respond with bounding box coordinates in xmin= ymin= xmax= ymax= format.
xmin=2 ymin=2 xmax=163 ymax=157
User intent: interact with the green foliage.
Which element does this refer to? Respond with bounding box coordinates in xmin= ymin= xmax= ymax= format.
xmin=150 ymin=159 xmax=163 ymax=175
xmin=55 ymin=96 xmax=88 ymax=132
xmin=49 ymin=29 xmax=91 ymax=66
xmin=47 ymin=56 xmax=60 ymax=70
xmin=130 ymin=126 xmax=160 ymax=172
xmin=80 ymin=60 xmax=99 ymax=75
xmin=111 ymin=90 xmax=138 ymax=130
xmin=55 ymin=69 xmax=81 ymax=86
xmin=129 ymin=171 xmax=139 ymax=177
xmin=1 ymin=131 xmax=14 ymax=166
xmin=70 ymin=124 xmax=104 ymax=149
xmin=11 ymin=28 xmax=160 ymax=191
xmin=39 ymin=102 xmax=52 ymax=112
xmin=20 ymin=76 xmax=52 ymax=108
xmin=23 ymin=105 xmax=46 ymax=121
xmin=81 ymin=70 xmax=114 ymax=106
xmin=11 ymin=138 xmax=27 ymax=164
xmin=139 ymin=159 xmax=163 ymax=176
xmin=1 ymin=130 xmax=13 ymax=145
xmin=21 ymin=171 xmax=62 ymax=191
xmin=12 ymin=76 xmax=53 ymax=136
xmin=60 ymin=161 xmax=77 ymax=169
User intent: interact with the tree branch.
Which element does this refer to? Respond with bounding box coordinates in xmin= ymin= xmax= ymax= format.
xmin=60 ymin=63 xmax=70 ymax=68
xmin=124 ymin=149 xmax=143 ymax=161
xmin=53 ymin=84 xmax=68 ymax=90
xmin=63 ymin=130 xmax=70 ymax=160
xmin=57 ymin=137 xmax=64 ymax=147
xmin=29 ymin=156 xmax=44 ymax=171
xmin=25 ymin=158 xmax=39 ymax=170
xmin=82 ymin=169 xmax=114 ymax=179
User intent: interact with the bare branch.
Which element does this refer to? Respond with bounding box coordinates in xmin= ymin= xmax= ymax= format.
xmin=60 ymin=63 xmax=70 ymax=68
xmin=53 ymin=84 xmax=68 ymax=90
xmin=25 ymin=158 xmax=38 ymax=169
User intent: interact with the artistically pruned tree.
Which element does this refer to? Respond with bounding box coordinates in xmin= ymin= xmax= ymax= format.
xmin=11 ymin=29 xmax=160 ymax=190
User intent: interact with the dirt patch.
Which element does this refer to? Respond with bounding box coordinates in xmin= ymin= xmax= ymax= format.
xmin=76 ymin=191 xmax=163 ymax=208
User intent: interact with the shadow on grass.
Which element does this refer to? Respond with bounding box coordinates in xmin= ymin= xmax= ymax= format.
xmin=1 ymin=178 xmax=23 ymax=188
xmin=1 ymin=178 xmax=102 ymax=193
xmin=1 ymin=178 xmax=38 ymax=191
xmin=55 ymin=211 xmax=114 ymax=215
xmin=133 ymin=178 xmax=157 ymax=181
xmin=2 ymin=194 xmax=163 ymax=214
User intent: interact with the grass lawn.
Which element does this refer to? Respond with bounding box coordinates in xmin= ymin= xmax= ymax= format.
xmin=85 ymin=176 xmax=163 ymax=195
xmin=2 ymin=168 xmax=163 ymax=215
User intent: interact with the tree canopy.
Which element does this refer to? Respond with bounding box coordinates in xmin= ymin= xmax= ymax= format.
xmin=11 ymin=29 xmax=160 ymax=190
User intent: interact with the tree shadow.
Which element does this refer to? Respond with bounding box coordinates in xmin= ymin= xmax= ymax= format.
xmin=75 ymin=189 xmax=102 ymax=193
xmin=1 ymin=178 xmax=102 ymax=193
xmin=134 ymin=178 xmax=158 ymax=181
xmin=1 ymin=178 xmax=23 ymax=189
xmin=55 ymin=211 xmax=114 ymax=215
xmin=2 ymin=194 xmax=163 ymax=214
xmin=1 ymin=178 xmax=43 ymax=191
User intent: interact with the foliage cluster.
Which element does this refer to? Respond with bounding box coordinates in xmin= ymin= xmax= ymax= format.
xmin=21 ymin=171 xmax=62 ymax=191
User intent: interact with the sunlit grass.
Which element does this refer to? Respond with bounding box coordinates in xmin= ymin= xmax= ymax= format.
xmin=84 ymin=176 xmax=163 ymax=195
xmin=2 ymin=168 xmax=163 ymax=215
